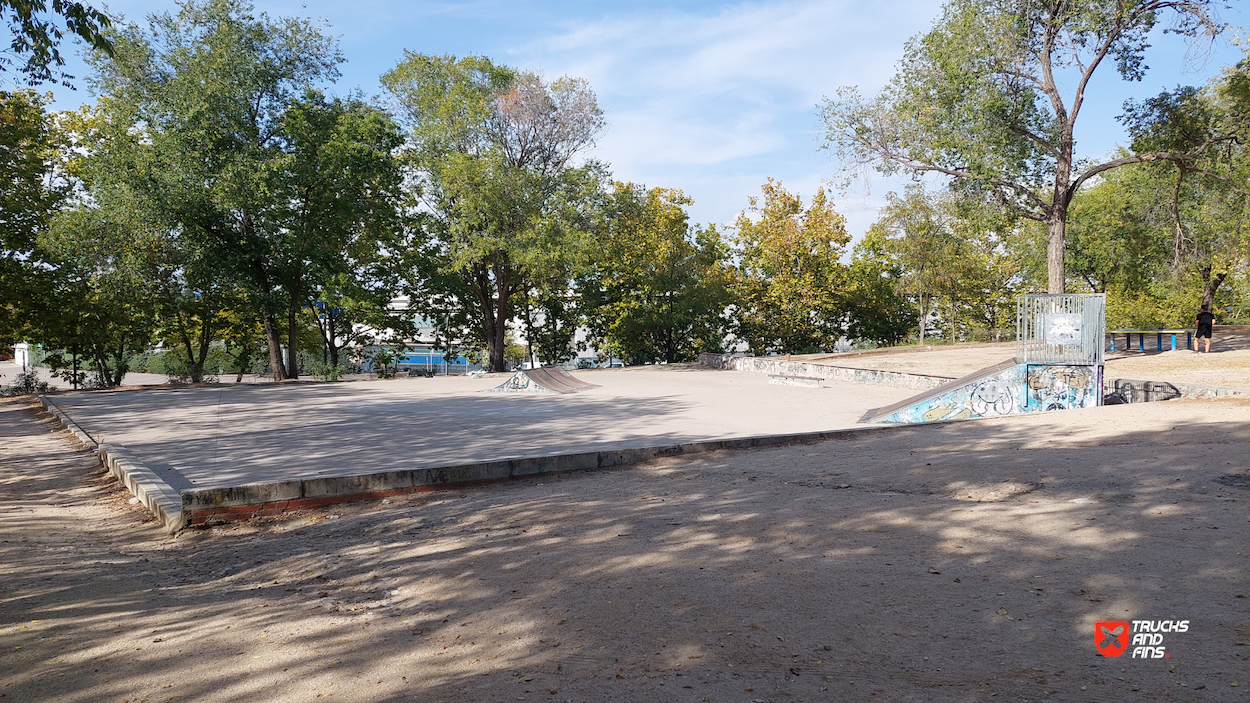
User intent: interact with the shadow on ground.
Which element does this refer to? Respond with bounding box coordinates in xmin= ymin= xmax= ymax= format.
xmin=1 ymin=397 xmax=1248 ymax=702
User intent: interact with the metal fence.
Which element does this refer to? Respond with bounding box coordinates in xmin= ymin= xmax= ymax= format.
xmin=1016 ymin=294 xmax=1106 ymax=365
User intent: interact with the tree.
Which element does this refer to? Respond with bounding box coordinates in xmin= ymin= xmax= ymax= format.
xmin=731 ymin=180 xmax=850 ymax=354
xmin=1119 ymin=56 xmax=1250 ymax=309
xmin=1057 ymin=155 xmax=1247 ymax=327
xmin=578 ymin=183 xmax=732 ymax=364
xmin=871 ymin=186 xmax=1022 ymax=343
xmin=270 ymin=91 xmax=408 ymax=374
xmin=822 ymin=0 xmax=1230 ymax=294
xmin=870 ymin=186 xmax=963 ymax=343
xmin=383 ymin=54 xmax=605 ymax=372
xmin=87 ymin=0 xmax=344 ymax=379
xmin=1 ymin=0 xmax=112 ymax=86
xmin=0 ymin=90 xmax=62 ymax=350
xmin=39 ymin=204 xmax=158 ymax=387
xmin=845 ymin=226 xmax=917 ymax=346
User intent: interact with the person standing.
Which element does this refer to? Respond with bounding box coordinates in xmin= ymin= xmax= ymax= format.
xmin=1194 ymin=305 xmax=1216 ymax=352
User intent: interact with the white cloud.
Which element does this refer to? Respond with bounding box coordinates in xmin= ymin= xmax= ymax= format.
xmin=509 ymin=0 xmax=939 ymax=230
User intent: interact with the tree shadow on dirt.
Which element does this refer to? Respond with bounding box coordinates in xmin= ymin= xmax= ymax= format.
xmin=3 ymin=399 xmax=1249 ymax=702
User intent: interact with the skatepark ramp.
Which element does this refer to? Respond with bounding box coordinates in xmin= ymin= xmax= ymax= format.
xmin=859 ymin=358 xmax=1101 ymax=424
xmin=489 ymin=366 xmax=598 ymax=394
xmin=860 ymin=293 xmax=1107 ymax=425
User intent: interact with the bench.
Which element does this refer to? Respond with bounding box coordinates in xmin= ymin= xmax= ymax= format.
xmin=1107 ymin=329 xmax=1193 ymax=353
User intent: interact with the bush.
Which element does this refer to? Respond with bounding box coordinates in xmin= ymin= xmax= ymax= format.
xmin=1 ymin=371 xmax=52 ymax=396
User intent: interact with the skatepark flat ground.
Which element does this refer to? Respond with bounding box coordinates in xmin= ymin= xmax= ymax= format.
xmin=3 ymin=393 xmax=1248 ymax=702
xmin=46 ymin=366 xmax=920 ymax=491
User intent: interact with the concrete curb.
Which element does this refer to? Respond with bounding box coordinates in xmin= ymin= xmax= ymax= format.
xmin=40 ymin=395 xmax=98 ymax=450
xmin=176 ymin=424 xmax=909 ymax=527
xmin=699 ymin=353 xmax=953 ymax=390
xmin=99 ymin=443 xmax=186 ymax=533
xmin=1170 ymin=382 xmax=1250 ymax=399
xmin=1101 ymin=378 xmax=1250 ymax=399
xmin=41 ymin=396 xmax=185 ymax=534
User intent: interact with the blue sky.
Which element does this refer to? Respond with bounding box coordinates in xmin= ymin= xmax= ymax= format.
xmin=36 ymin=0 xmax=1250 ymax=242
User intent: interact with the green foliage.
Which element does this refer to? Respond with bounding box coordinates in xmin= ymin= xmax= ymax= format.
xmin=822 ymin=0 xmax=1227 ymax=293
xmin=578 ymin=183 xmax=732 ymax=364
xmin=0 ymin=90 xmax=63 ymax=350
xmin=383 ymin=53 xmax=605 ymax=372
xmin=39 ymin=205 xmax=158 ymax=387
xmin=85 ymin=0 xmax=344 ymax=380
xmin=1 ymin=370 xmax=51 ymax=396
xmin=869 ymin=185 xmax=1022 ymax=343
xmin=369 ymin=349 xmax=397 ymax=378
xmin=80 ymin=1 xmax=411 ymax=380
xmin=845 ymin=226 xmax=917 ymax=346
xmin=1061 ymin=155 xmax=1249 ymax=327
xmin=274 ymin=90 xmax=409 ymax=369
xmin=730 ymin=180 xmax=849 ymax=355
xmin=0 ymin=0 xmax=112 ymax=86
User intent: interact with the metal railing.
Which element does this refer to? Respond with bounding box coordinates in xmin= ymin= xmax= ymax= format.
xmin=1016 ymin=294 xmax=1106 ymax=365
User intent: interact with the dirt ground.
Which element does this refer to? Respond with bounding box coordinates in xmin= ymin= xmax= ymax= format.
xmin=1103 ymin=329 xmax=1250 ymax=390
xmin=2 ymin=393 xmax=1248 ymax=703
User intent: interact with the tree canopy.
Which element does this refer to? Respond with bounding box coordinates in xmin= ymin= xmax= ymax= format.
xmin=383 ymin=53 xmax=605 ymax=372
xmin=822 ymin=0 xmax=1235 ymax=294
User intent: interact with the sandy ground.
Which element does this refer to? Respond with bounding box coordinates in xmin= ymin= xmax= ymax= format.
xmin=2 ymin=394 xmax=1248 ymax=703
xmin=1102 ymin=329 xmax=1250 ymax=390
xmin=44 ymin=367 xmax=919 ymax=490
xmin=1105 ymin=349 xmax=1250 ymax=390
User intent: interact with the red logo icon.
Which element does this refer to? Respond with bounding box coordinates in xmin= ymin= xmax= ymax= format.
xmin=1096 ymin=620 xmax=1129 ymax=657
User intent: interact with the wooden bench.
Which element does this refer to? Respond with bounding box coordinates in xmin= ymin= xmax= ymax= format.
xmin=1107 ymin=329 xmax=1193 ymax=352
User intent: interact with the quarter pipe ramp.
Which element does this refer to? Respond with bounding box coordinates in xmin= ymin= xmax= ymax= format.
xmin=489 ymin=366 xmax=599 ymax=394
xmin=859 ymin=358 xmax=1101 ymax=424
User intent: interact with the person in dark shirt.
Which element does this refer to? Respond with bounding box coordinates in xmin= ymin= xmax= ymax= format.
xmin=1194 ymin=305 xmax=1216 ymax=352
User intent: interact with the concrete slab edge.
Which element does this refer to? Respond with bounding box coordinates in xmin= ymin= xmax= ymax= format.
xmin=97 ymin=444 xmax=186 ymax=534
xmin=1102 ymin=378 xmax=1250 ymax=399
xmin=40 ymin=396 xmax=185 ymax=534
xmin=178 ymin=424 xmax=910 ymax=529
xmin=699 ymin=353 xmax=953 ymax=390
xmin=39 ymin=395 xmax=98 ymax=451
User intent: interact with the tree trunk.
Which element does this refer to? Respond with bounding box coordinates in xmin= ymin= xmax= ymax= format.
xmin=523 ymin=289 xmax=536 ymax=368
xmin=917 ymin=290 xmax=927 ymax=344
xmin=1202 ymin=270 xmax=1227 ymax=310
xmin=177 ymin=317 xmax=198 ymax=383
xmin=262 ymin=313 xmax=288 ymax=380
xmin=194 ymin=317 xmax=212 ymax=383
xmin=286 ymin=303 xmax=300 ymax=380
xmin=328 ymin=313 xmax=340 ymax=368
xmin=1046 ymin=206 xmax=1067 ymax=294
xmin=234 ymin=339 xmax=251 ymax=383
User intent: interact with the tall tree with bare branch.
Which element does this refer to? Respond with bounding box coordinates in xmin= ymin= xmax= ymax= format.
xmin=821 ymin=0 xmax=1232 ymax=293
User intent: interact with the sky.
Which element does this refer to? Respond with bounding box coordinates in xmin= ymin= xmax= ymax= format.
xmin=30 ymin=0 xmax=1250 ymax=243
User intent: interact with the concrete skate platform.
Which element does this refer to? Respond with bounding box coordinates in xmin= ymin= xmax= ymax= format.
xmin=44 ymin=366 xmax=920 ymax=531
